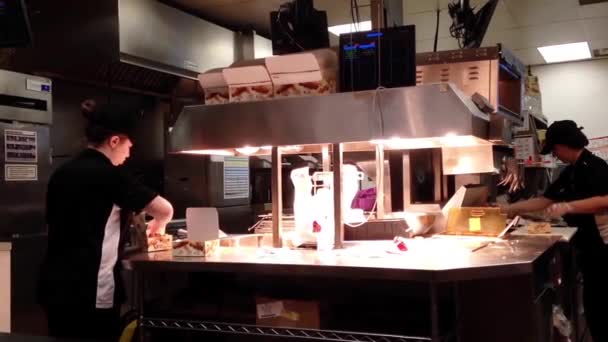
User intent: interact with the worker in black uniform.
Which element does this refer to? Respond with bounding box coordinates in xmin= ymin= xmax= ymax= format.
xmin=501 ymin=120 xmax=608 ymax=342
xmin=38 ymin=99 xmax=173 ymax=340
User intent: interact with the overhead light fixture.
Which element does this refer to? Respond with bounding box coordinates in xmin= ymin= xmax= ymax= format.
xmin=235 ymin=146 xmax=260 ymax=155
xmin=180 ymin=149 xmax=235 ymax=156
xmin=328 ymin=20 xmax=372 ymax=36
xmin=537 ymin=42 xmax=591 ymax=63
xmin=280 ymin=145 xmax=304 ymax=153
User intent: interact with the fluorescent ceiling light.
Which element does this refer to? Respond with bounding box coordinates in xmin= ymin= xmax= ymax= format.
xmin=328 ymin=20 xmax=372 ymax=36
xmin=537 ymin=42 xmax=591 ymax=63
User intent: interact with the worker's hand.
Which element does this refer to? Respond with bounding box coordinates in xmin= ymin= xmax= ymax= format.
xmin=146 ymin=219 xmax=166 ymax=236
xmin=498 ymin=203 xmax=514 ymax=218
xmin=544 ymin=202 xmax=573 ymax=218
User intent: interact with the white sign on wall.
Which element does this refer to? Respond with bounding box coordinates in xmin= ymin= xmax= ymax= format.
xmin=588 ymin=136 xmax=608 ymax=161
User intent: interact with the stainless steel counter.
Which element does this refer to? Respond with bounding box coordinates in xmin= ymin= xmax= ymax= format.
xmin=125 ymin=235 xmax=560 ymax=282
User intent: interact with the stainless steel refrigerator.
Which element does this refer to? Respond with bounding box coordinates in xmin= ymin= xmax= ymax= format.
xmin=0 ymin=69 xmax=52 ymax=334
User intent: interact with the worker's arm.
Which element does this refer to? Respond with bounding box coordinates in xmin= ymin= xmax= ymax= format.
xmin=114 ymin=168 xmax=174 ymax=235
xmin=145 ymin=196 xmax=174 ymax=235
xmin=501 ymin=197 xmax=554 ymax=217
xmin=570 ymin=196 xmax=608 ymax=213
xmin=546 ymin=196 xmax=608 ymax=217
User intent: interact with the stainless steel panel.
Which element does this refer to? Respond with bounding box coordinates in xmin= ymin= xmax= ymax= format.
xmin=333 ymin=143 xmax=344 ymax=248
xmin=0 ymin=122 xmax=51 ymax=237
xmin=271 ymin=147 xmax=282 ymax=248
xmin=169 ymin=84 xmax=490 ymax=152
xmin=0 ymin=70 xmax=52 ymax=125
xmin=402 ymin=153 xmax=411 ymax=206
xmin=119 ymin=0 xmax=237 ymax=79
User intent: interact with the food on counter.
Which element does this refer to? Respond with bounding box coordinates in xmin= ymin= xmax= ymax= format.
xmin=146 ymin=234 xmax=173 ymax=252
xmin=527 ymin=221 xmax=552 ymax=234
xmin=172 ymin=239 xmax=219 ymax=257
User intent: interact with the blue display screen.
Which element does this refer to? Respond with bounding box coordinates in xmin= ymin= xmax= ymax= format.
xmin=342 ymin=41 xmax=377 ymax=51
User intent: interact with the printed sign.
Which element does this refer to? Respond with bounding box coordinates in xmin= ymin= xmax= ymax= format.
xmin=26 ymin=78 xmax=52 ymax=92
xmin=256 ymin=301 xmax=284 ymax=319
xmin=513 ymin=135 xmax=535 ymax=161
xmin=5 ymin=164 xmax=38 ymax=181
xmin=4 ymin=129 xmax=37 ymax=163
xmin=223 ymin=157 xmax=250 ymax=199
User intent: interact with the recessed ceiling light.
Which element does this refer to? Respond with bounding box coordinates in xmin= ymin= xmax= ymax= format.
xmin=537 ymin=42 xmax=592 ymax=63
xmin=328 ymin=20 xmax=372 ymax=36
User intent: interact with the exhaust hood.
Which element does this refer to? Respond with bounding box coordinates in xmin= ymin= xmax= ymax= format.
xmin=2 ymin=0 xmax=239 ymax=95
xmin=169 ymin=83 xmax=491 ymax=154
xmin=118 ymin=0 xmax=237 ymax=79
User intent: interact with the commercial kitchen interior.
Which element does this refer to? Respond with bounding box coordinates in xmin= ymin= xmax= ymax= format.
xmin=1 ymin=0 xmax=608 ymax=341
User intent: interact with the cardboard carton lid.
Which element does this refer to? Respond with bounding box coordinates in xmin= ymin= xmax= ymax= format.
xmin=271 ymin=70 xmax=322 ymax=85
xmin=198 ymin=69 xmax=227 ymax=89
xmin=266 ymin=53 xmax=320 ymax=75
xmin=223 ymin=66 xmax=271 ymax=86
xmin=186 ymin=207 xmax=220 ymax=241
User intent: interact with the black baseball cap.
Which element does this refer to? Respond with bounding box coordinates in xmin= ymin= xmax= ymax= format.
xmin=83 ymin=101 xmax=139 ymax=140
xmin=540 ymin=120 xmax=589 ymax=155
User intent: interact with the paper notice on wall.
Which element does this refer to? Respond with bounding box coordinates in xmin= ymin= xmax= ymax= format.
xmin=223 ymin=157 xmax=249 ymax=199
xmin=588 ymin=136 xmax=608 ymax=161
xmin=513 ymin=136 xmax=535 ymax=161
xmin=5 ymin=164 xmax=38 ymax=181
xmin=256 ymin=301 xmax=284 ymax=319
xmin=4 ymin=129 xmax=37 ymax=163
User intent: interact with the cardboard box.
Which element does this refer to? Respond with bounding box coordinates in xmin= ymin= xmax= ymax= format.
xmin=173 ymin=207 xmax=221 ymax=257
xmin=219 ymin=234 xmax=264 ymax=248
xmin=198 ymin=69 xmax=229 ymax=105
xmin=265 ymin=52 xmax=335 ymax=98
xmin=445 ymin=207 xmax=507 ymax=237
xmin=256 ymin=296 xmax=320 ymax=329
xmin=222 ymin=66 xmax=273 ymax=102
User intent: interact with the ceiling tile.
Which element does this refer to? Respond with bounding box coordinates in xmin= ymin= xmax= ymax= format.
xmin=503 ymin=0 xmax=580 ymax=27
xmin=170 ymin=0 xmax=608 ymax=65
xmin=487 ymin=1 xmax=519 ymax=30
xmin=407 ymin=11 xmax=440 ymax=40
xmin=416 ymin=37 xmax=460 ymax=53
xmin=495 ymin=20 xmax=587 ymax=49
xmin=582 ymin=17 xmax=608 ymax=41
xmin=589 ymin=39 xmax=608 ymax=51
xmin=317 ymin=0 xmax=371 ymax=26
xmin=404 ymin=0 xmax=441 ymax=15
xmin=577 ymin=1 xmax=608 ymax=18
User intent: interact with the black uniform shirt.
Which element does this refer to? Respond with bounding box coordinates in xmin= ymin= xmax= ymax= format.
xmin=40 ymin=148 xmax=156 ymax=310
xmin=544 ymin=149 xmax=608 ymax=252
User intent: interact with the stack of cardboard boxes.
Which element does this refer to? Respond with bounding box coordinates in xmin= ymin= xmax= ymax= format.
xmin=198 ymin=49 xmax=337 ymax=104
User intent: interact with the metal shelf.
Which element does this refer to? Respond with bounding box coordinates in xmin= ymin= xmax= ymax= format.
xmin=141 ymin=318 xmax=431 ymax=342
xmin=497 ymin=105 xmax=524 ymax=126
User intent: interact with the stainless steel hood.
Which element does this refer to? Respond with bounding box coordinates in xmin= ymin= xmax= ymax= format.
xmin=169 ymin=83 xmax=491 ymax=153
xmin=2 ymin=0 xmax=239 ymax=96
xmin=118 ymin=0 xmax=237 ymax=79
